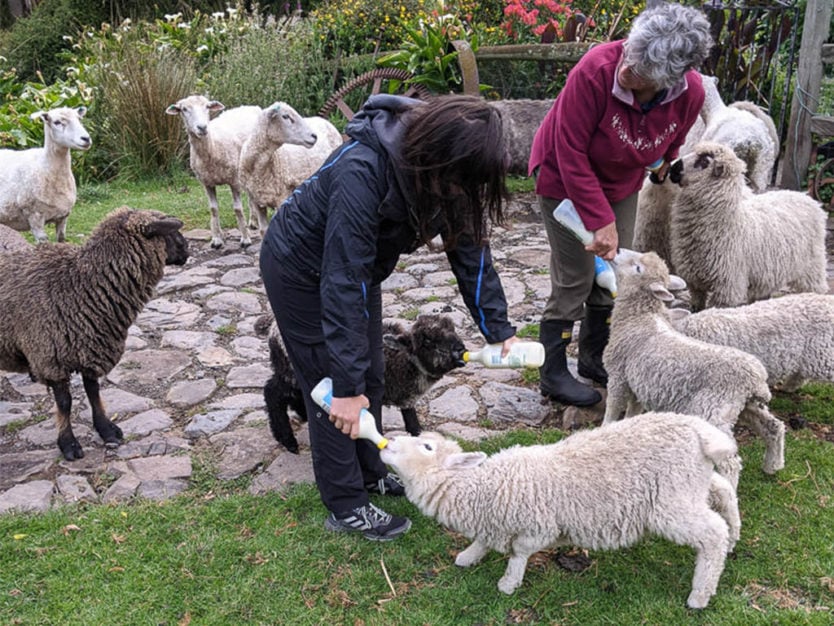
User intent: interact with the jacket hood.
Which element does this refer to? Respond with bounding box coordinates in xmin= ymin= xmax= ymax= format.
xmin=346 ymin=95 xmax=424 ymax=230
xmin=345 ymin=94 xmax=424 ymax=160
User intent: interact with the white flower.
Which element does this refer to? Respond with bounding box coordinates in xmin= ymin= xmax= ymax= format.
xmin=197 ymin=45 xmax=209 ymax=53
xmin=212 ymin=12 xmax=225 ymax=19
xmin=164 ymin=13 xmax=182 ymax=22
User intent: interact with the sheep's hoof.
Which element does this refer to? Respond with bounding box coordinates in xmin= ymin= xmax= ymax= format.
xmin=686 ymin=590 xmax=711 ymax=609
xmin=58 ymin=438 xmax=85 ymax=461
xmin=497 ymin=576 xmax=520 ymax=595
xmin=240 ymin=240 xmax=252 ymax=249
xmin=279 ymin=440 xmax=300 ymax=455
xmin=210 ymin=239 xmax=224 ymax=249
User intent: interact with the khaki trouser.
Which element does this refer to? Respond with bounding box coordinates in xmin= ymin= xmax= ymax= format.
xmin=538 ymin=193 xmax=638 ymax=321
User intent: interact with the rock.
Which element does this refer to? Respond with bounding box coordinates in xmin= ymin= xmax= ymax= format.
xmin=0 ymin=480 xmax=54 ymax=513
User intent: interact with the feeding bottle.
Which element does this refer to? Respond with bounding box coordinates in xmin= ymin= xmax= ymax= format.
xmin=553 ymin=199 xmax=618 ymax=297
xmin=594 ymin=256 xmax=617 ymax=297
xmin=310 ymin=377 xmax=388 ymax=449
xmin=646 ymin=157 xmax=665 ymax=174
xmin=463 ymin=341 xmax=546 ymax=368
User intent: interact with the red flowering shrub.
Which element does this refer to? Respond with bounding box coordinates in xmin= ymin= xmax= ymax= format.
xmin=501 ymin=0 xmax=578 ymax=42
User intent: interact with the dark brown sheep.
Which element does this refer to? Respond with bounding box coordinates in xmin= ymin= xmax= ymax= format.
xmin=257 ymin=314 xmax=466 ymax=454
xmin=0 ymin=207 xmax=189 ymax=460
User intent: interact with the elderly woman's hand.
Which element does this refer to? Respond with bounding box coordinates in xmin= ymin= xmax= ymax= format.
xmin=586 ymin=222 xmax=619 ymax=260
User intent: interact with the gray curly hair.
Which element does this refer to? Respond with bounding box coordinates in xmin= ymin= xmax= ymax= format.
xmin=624 ymin=3 xmax=713 ymax=90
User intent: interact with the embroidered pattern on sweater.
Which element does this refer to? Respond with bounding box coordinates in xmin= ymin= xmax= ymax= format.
xmin=611 ymin=114 xmax=678 ymax=152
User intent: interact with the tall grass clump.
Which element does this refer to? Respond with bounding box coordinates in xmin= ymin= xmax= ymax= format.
xmin=84 ymin=45 xmax=197 ymax=179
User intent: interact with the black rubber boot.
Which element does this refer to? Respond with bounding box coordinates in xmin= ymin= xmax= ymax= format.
xmin=577 ymin=305 xmax=612 ymax=386
xmin=539 ymin=319 xmax=602 ymax=407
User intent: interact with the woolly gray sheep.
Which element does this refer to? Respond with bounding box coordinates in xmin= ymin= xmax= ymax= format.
xmin=633 ymin=76 xmax=780 ymax=266
xmin=0 ymin=207 xmax=189 ymax=460
xmin=603 ymin=250 xmax=785 ymax=488
xmin=633 ymin=175 xmax=679 ymax=271
xmin=668 ymin=142 xmax=828 ymax=311
xmin=380 ymin=413 xmax=740 ymax=608
xmin=258 ymin=314 xmax=466 ymax=453
xmin=488 ymin=99 xmax=553 ymax=176
xmin=239 ymin=102 xmax=342 ymax=237
xmin=670 ymin=293 xmax=834 ymax=392
xmin=698 ymin=74 xmax=778 ymax=192
xmin=0 ymin=106 xmax=91 ymax=243
xmin=166 ymin=95 xmax=261 ymax=249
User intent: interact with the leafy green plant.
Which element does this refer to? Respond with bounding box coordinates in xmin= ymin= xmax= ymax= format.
xmin=378 ymin=9 xmax=479 ymax=93
xmin=205 ymin=17 xmax=336 ymax=116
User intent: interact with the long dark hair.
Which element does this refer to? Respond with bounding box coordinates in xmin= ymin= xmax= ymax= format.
xmin=400 ymin=95 xmax=509 ymax=250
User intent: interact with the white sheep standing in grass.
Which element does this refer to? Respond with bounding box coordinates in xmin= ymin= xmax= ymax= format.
xmin=698 ymin=74 xmax=779 ymax=192
xmin=239 ymin=102 xmax=342 ymax=237
xmin=166 ymin=95 xmax=261 ymax=249
xmin=380 ymin=413 xmax=740 ymax=609
xmin=669 ymin=293 xmax=834 ymax=392
xmin=0 ymin=106 xmax=91 ymax=243
xmin=602 ymin=250 xmax=785 ymax=489
xmin=668 ymin=141 xmax=828 ymax=311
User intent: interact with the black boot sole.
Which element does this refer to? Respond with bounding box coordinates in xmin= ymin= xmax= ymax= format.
xmin=541 ymin=387 xmax=602 ymax=407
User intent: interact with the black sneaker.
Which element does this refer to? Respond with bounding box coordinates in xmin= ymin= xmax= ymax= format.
xmin=365 ymin=472 xmax=405 ymax=496
xmin=324 ymin=503 xmax=412 ymax=541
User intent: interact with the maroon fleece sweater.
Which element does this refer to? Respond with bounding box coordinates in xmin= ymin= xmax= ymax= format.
xmin=529 ymin=40 xmax=705 ymax=232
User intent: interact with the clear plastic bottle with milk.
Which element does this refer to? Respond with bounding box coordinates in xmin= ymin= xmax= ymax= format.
xmin=463 ymin=341 xmax=546 ymax=368
xmin=311 ymin=377 xmax=388 ymax=449
xmin=552 ymin=198 xmax=618 ymax=297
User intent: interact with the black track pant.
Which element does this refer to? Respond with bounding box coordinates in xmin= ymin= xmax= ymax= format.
xmin=259 ymin=246 xmax=387 ymax=515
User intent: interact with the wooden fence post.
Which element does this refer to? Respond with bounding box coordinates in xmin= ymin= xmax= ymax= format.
xmin=779 ymin=0 xmax=834 ymax=190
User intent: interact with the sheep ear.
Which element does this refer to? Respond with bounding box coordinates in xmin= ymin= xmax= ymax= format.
xmin=382 ymin=333 xmax=408 ymax=351
xmin=442 ymin=451 xmax=487 ymax=471
xmin=165 ymin=104 xmax=181 ymax=116
xmin=711 ymin=161 xmax=726 ymax=178
xmin=207 ymin=100 xmax=225 ymax=112
xmin=75 ymin=106 xmax=87 ymax=118
xmin=666 ymin=308 xmax=691 ymax=323
xmin=144 ymin=217 xmax=183 ymax=238
xmin=667 ymin=274 xmax=687 ymax=291
xmin=649 ymin=281 xmax=675 ymax=302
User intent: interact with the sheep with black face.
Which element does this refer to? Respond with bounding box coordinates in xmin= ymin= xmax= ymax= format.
xmin=258 ymin=314 xmax=466 ymax=453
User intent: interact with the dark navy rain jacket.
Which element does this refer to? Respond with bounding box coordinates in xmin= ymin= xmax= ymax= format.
xmin=261 ymin=95 xmax=515 ymax=397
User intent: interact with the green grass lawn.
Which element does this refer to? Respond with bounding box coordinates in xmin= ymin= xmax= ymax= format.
xmin=1 ymin=427 xmax=832 ymax=625
xmin=36 ymin=172 xmax=538 ymax=244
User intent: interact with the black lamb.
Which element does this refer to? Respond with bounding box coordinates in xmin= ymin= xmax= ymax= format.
xmin=0 ymin=207 xmax=189 ymax=460
xmin=257 ymin=314 xmax=467 ymax=454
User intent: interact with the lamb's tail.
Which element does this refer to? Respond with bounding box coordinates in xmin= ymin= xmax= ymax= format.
xmin=265 ymin=373 xmax=301 ymax=454
xmin=254 ymin=313 xmax=274 ymax=337
xmin=728 ymin=101 xmax=779 ymax=151
xmin=690 ymin=418 xmax=738 ymax=465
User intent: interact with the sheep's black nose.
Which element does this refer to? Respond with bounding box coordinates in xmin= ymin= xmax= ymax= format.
xmin=453 ymin=344 xmax=466 ymax=367
xmin=669 ymin=158 xmax=684 ymax=184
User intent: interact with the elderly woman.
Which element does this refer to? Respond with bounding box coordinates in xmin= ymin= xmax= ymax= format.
xmin=528 ymin=3 xmax=713 ymax=406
